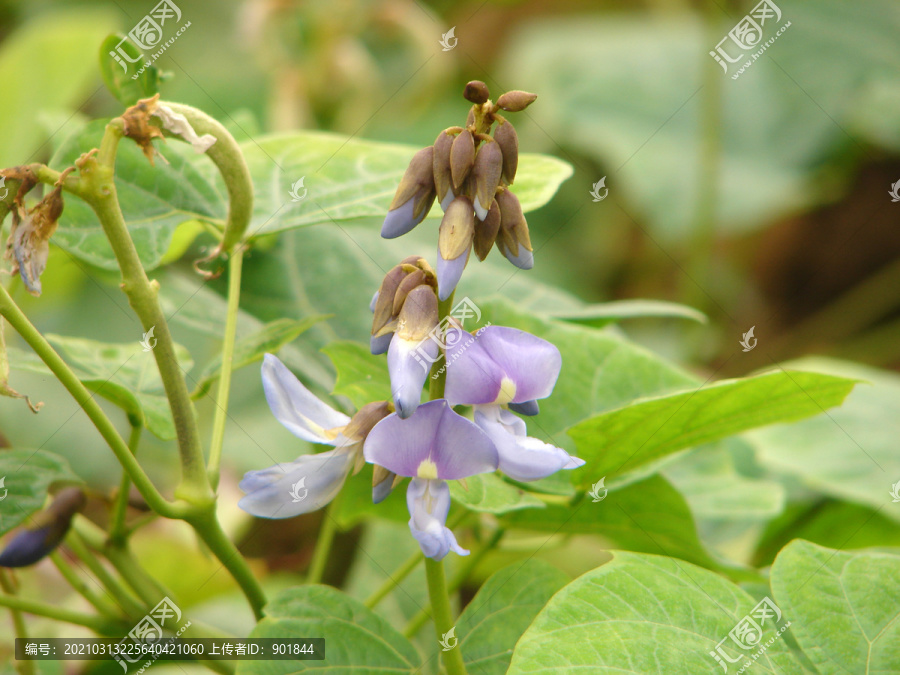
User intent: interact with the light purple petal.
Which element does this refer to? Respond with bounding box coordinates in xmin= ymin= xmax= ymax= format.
xmin=502 ymin=245 xmax=534 ymax=270
xmin=407 ymin=478 xmax=468 ymax=560
xmin=381 ymin=199 xmax=425 ymax=239
xmin=372 ymin=472 xmax=396 ymax=504
xmin=436 ymin=249 xmax=468 ymax=301
xmin=508 ymin=400 xmax=540 ymax=416
xmin=370 ymin=332 xmax=393 ymax=355
xmin=238 ymin=448 xmax=355 ymax=518
xmin=443 ymin=328 xmax=505 ymax=405
xmin=440 ymin=189 xmax=456 ymax=213
xmin=262 ymin=354 xmax=351 ymax=443
xmin=369 ymin=290 xmax=379 ymax=313
xmin=473 ymin=196 xmax=489 ymax=221
xmin=387 ymin=336 xmax=437 ymax=418
xmin=474 ymin=405 xmax=583 ymax=482
xmin=364 ymin=400 xmax=498 ymax=479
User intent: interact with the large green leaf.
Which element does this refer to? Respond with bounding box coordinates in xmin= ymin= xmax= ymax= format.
xmin=191 ymin=316 xmax=328 ymax=398
xmin=9 ymin=335 xmax=193 ymax=440
xmin=0 ymin=449 xmax=82 ymax=537
xmin=749 ymin=358 xmax=900 ymax=522
xmin=321 ymin=340 xmax=391 ymax=410
xmin=771 ymin=540 xmax=900 ymax=674
xmin=509 ymin=551 xmax=803 ymax=674
xmin=568 ymin=369 xmax=857 ymax=486
xmin=456 ymin=560 xmax=569 ymax=675
xmin=449 ymin=473 xmax=545 ymax=515
xmin=50 ymin=119 xmax=224 ymax=271
xmin=232 ymin=132 xmax=572 ymax=238
xmin=238 ymin=585 xmax=422 ymax=674
xmin=503 ymin=475 xmax=720 ymax=571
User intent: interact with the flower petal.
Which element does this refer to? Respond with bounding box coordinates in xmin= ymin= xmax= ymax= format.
xmin=436 ymin=248 xmax=469 ymax=301
xmin=440 ymin=189 xmax=456 ymax=212
xmin=387 ymin=336 xmax=437 ymax=418
xmin=238 ymin=448 xmax=355 ymax=518
xmin=501 ymin=243 xmax=534 ymax=270
xmin=443 ymin=327 xmax=505 ymax=405
xmin=407 ymin=478 xmax=468 ymax=560
xmin=364 ymin=399 xmax=498 ymax=479
xmin=381 ymin=198 xmax=425 ymax=239
xmin=262 ymin=354 xmax=350 ymax=443
xmin=370 ymin=332 xmax=393 ymax=355
xmin=474 ymin=405 xmax=583 ymax=482
xmin=508 ymin=400 xmax=540 ymax=416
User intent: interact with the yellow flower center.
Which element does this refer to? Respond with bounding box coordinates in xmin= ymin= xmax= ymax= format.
xmin=417 ymin=459 xmax=439 ymax=480
xmin=493 ymin=376 xmax=517 ymax=405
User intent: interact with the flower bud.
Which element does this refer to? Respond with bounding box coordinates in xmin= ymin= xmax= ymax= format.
xmin=344 ymin=401 xmax=394 ymax=442
xmin=493 ymin=119 xmax=518 ymax=185
xmin=473 ymin=198 xmax=501 ymax=261
xmin=382 ymin=146 xmax=436 ymax=239
xmin=433 ymin=129 xmax=457 ymax=207
xmin=495 ymin=90 xmax=537 ymax=112
xmin=0 ymin=488 xmax=86 ymax=568
xmin=495 ymin=188 xmax=533 ymax=270
xmin=392 ymin=268 xmax=427 ymax=316
xmin=438 ymin=196 xmax=475 ymax=261
xmin=464 ymin=80 xmax=490 ymax=105
xmin=372 ymin=264 xmax=411 ymax=336
xmin=472 ymin=139 xmax=503 ymax=221
xmin=450 ymin=129 xmax=475 ymax=192
xmin=396 ymin=285 xmax=439 ymax=342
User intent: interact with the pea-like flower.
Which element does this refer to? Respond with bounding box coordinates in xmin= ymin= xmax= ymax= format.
xmin=364 ymin=400 xmax=499 ymax=559
xmin=238 ymin=354 xmax=391 ymax=518
xmin=444 ymin=326 xmax=584 ymax=482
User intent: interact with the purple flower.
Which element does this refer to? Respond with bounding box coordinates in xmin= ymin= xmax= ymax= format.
xmin=444 ymin=326 xmax=584 ymax=481
xmin=385 ymin=286 xmax=439 ymax=418
xmin=364 ymin=400 xmax=499 ymax=559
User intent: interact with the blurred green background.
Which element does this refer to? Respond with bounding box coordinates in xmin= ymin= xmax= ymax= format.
xmin=1 ymin=0 xmax=899 ymax=665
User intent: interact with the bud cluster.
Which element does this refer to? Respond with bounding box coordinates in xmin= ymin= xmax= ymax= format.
xmin=370 ymin=255 xmax=439 ymax=355
xmin=381 ymin=81 xmax=538 ymax=300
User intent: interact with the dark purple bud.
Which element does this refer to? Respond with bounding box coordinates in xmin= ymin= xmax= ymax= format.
xmin=0 ymin=488 xmax=86 ymax=568
xmin=508 ymin=400 xmax=540 ymax=416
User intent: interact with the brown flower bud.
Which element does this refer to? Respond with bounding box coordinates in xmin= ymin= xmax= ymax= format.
xmin=433 ymin=129 xmax=457 ymax=205
xmin=464 ymin=80 xmax=490 ymax=105
xmin=495 ymin=90 xmax=537 ymax=112
xmin=372 ymin=264 xmax=410 ymax=336
xmin=473 ymin=198 xmax=501 ymax=261
xmin=389 ymin=146 xmax=436 ymax=220
xmin=438 ymin=196 xmax=476 ymax=261
xmin=450 ymin=129 xmax=475 ymax=192
xmin=122 ymin=94 xmax=166 ymax=164
xmin=344 ymin=401 xmax=394 ymax=442
xmin=495 ymin=188 xmax=533 ymax=269
xmin=396 ymin=285 xmax=439 ymax=342
xmin=493 ymin=118 xmax=519 ymax=185
xmin=472 ymin=139 xmax=503 ymax=220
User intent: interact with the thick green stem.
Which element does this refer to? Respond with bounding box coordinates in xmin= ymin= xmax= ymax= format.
xmin=208 ymin=248 xmax=244 ymax=490
xmin=0 ymin=570 xmax=35 ymax=675
xmin=50 ymin=552 xmax=123 ymax=619
xmin=0 ymin=284 xmax=183 ymax=519
xmin=186 ymin=508 xmax=267 ymax=620
xmin=83 ymin=121 xmax=212 ymax=507
xmin=110 ymin=424 xmax=142 ymax=543
xmin=307 ymin=493 xmax=342 ymax=585
xmin=424 ymin=558 xmax=468 ymax=675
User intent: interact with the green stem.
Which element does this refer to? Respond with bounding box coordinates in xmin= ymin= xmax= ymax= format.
xmin=186 ymin=508 xmax=267 ymax=620
xmin=81 ymin=126 xmax=212 ymax=506
xmin=424 ymin=557 xmax=467 ymax=675
xmin=0 ymin=570 xmax=35 ymax=675
xmin=50 ymin=552 xmax=123 ymax=619
xmin=110 ymin=424 xmax=142 ymax=543
xmin=307 ymin=492 xmax=342 ymax=585
xmin=364 ymin=549 xmax=423 ymax=609
xmin=428 ymin=291 xmax=456 ymax=400
xmin=208 ymin=247 xmax=244 ymax=491
xmin=0 ymin=583 xmax=127 ymax=635
xmin=0 ymin=284 xmax=183 ymax=519
xmin=66 ymin=531 xmax=145 ymax=618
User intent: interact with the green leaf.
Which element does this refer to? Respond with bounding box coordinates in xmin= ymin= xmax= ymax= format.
xmin=99 ymin=34 xmax=160 ymax=107
xmin=0 ymin=9 xmax=117 ymax=167
xmin=771 ymin=540 xmax=900 ymax=674
xmin=548 ymin=299 xmax=707 ymax=327
xmin=509 ymin=551 xmax=803 ymax=674
xmin=9 ymin=335 xmax=193 ymax=440
xmin=456 ymin=560 xmax=569 ymax=675
xmin=230 ymin=131 xmax=572 ymax=238
xmin=749 ymin=358 xmax=900 ymax=522
xmin=50 ymin=119 xmax=224 ymax=271
xmin=503 ymin=475 xmax=720 ymax=570
xmin=449 ymin=474 xmax=545 ymax=514
xmin=238 ymin=585 xmax=422 ymax=674
xmin=0 ymin=449 xmax=82 ymax=537
xmin=568 ymin=369 xmax=858 ymax=485
xmin=333 ymin=467 xmax=408 ymax=529
xmin=191 ymin=316 xmax=328 ymax=398
xmin=321 ymin=340 xmax=391 ymax=409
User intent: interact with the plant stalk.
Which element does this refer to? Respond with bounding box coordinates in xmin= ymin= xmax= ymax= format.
xmin=110 ymin=423 xmax=142 ymax=543
xmin=424 ymin=557 xmax=467 ymax=675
